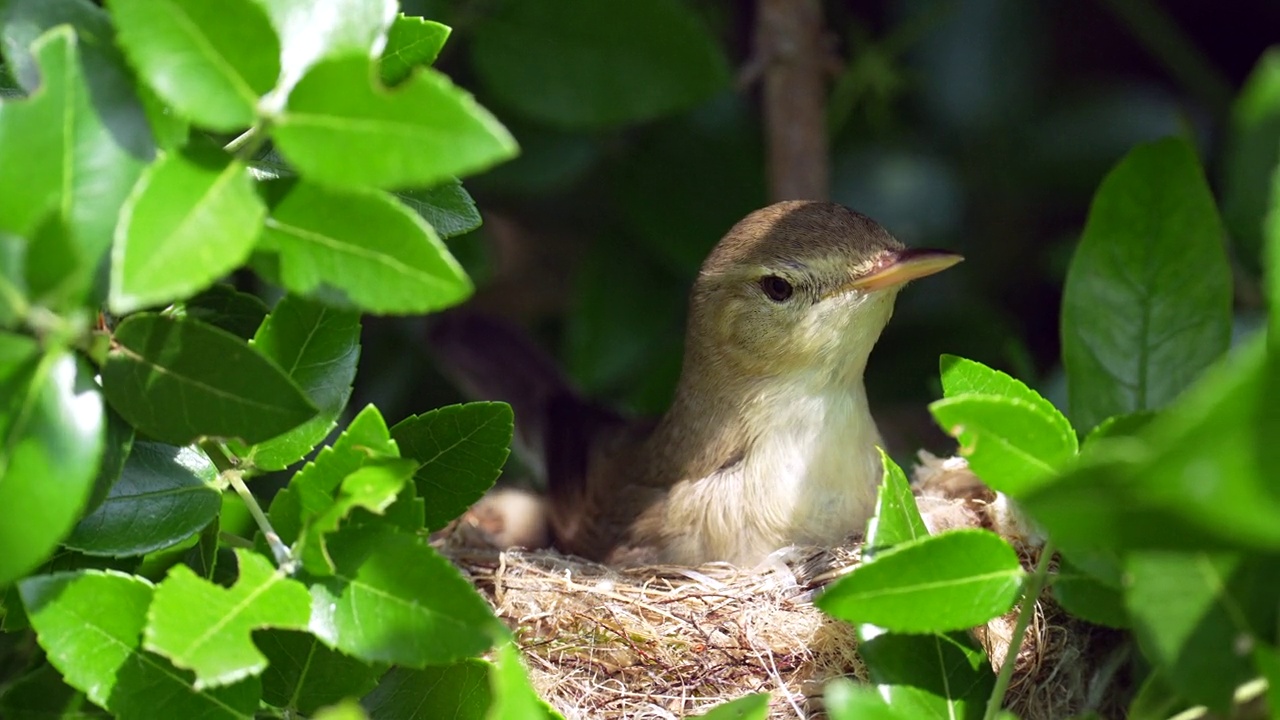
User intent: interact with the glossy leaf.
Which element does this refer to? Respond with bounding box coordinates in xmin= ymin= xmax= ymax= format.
xmin=391 ymin=402 xmax=513 ymax=531
xmin=396 ymin=179 xmax=483 ymax=239
xmin=929 ymin=394 xmax=1078 ymax=497
xmin=110 ymin=145 xmax=264 ymax=313
xmin=824 ymin=679 xmax=914 ymax=720
xmin=469 ymin=0 xmax=730 ymax=128
xmin=692 ymin=693 xmax=770 ymax=720
xmin=939 ymin=354 xmax=1068 ymax=424
xmin=308 ymin=524 xmax=497 ymax=667
xmin=230 ymin=295 xmax=361 ymax=470
xmin=853 ymin=630 xmax=992 ymax=720
xmin=268 ymin=404 xmax=399 ymax=548
xmin=258 ymin=629 xmax=386 ymax=715
xmin=361 ymin=662 xmax=491 ymax=720
xmin=299 ymin=459 xmax=416 ymax=575
xmin=1051 ymin=556 xmax=1128 ymax=629
xmin=1021 ymin=335 xmax=1280 ymax=552
xmin=178 ymin=284 xmax=270 ymax=340
xmin=260 ymin=181 xmax=472 ymax=314
xmin=273 ymin=56 xmax=517 ymax=190
xmin=0 ymin=336 xmax=103 ymax=585
xmin=145 ymin=549 xmax=312 ymax=689
xmin=0 ymin=25 xmax=148 ymax=305
xmin=254 ymin=0 xmax=396 ymax=98
xmin=380 ymin=15 xmax=451 ymax=86
xmin=863 ymin=448 xmax=929 ymax=558
xmin=817 ymin=529 xmax=1024 ymax=632
xmin=1125 ymin=552 xmax=1278 ymax=712
xmin=64 ymin=441 xmax=219 ymax=557
xmin=101 ymin=314 xmax=317 ymax=445
xmin=84 ymin=406 xmax=135 ymax=515
xmin=108 ymin=0 xmax=280 ymax=130
xmin=1062 ymin=137 xmax=1232 ymax=431
xmin=20 ymin=570 xmax=259 ymax=719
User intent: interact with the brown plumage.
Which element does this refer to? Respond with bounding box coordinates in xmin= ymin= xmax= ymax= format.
xmin=432 ymin=201 xmax=962 ymax=565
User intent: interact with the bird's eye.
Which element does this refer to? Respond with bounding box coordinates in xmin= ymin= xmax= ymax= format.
xmin=759 ymin=275 xmax=794 ymax=302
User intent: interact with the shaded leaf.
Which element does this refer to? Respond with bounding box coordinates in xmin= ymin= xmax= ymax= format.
xmin=692 ymin=693 xmax=770 ymax=719
xmin=1125 ymin=552 xmax=1279 ymax=712
xmin=396 ymin=179 xmax=482 ymax=239
xmin=110 ymin=144 xmax=264 ymax=313
xmin=20 ymin=570 xmax=258 ymax=719
xmin=299 ymin=459 xmax=416 ymax=575
xmin=108 ymin=0 xmax=280 ymax=130
xmin=824 ymin=679 xmax=913 ymax=720
xmin=64 ymin=441 xmax=218 ymax=557
xmin=229 ymin=295 xmax=361 ymax=470
xmin=864 ymin=448 xmax=928 ymax=558
xmin=0 ymin=663 xmax=109 ymax=719
xmin=391 ymin=402 xmax=513 ymax=531
xmin=101 ymin=313 xmax=317 ymax=445
xmin=0 ymin=336 xmax=103 ymax=585
xmin=308 ymin=524 xmax=497 ymax=667
xmin=0 ymin=25 xmax=148 ymax=306
xmin=1126 ymin=671 xmax=1191 ymax=720
xmin=1051 ymin=555 xmax=1128 ymax=629
xmin=1223 ymin=48 xmax=1280 ymax=275
xmin=145 ymin=549 xmax=312 ymax=689
xmin=853 ymin=630 xmax=992 ymax=720
xmin=362 ymin=662 xmax=492 ymax=720
xmin=380 ymin=15 xmax=450 ymax=86
xmin=260 ymin=181 xmax=471 ymax=314
xmin=929 ymin=394 xmax=1078 ymax=497
xmin=84 ymin=404 xmax=134 ymax=515
xmin=817 ymin=529 xmax=1024 ymax=632
xmin=273 ymin=56 xmax=516 ymax=190
xmin=178 ymin=284 xmax=270 ymax=340
xmin=1062 ymin=137 xmax=1232 ymax=432
xmin=258 ymin=629 xmax=385 ymax=715
xmin=470 ymin=0 xmax=729 ymax=128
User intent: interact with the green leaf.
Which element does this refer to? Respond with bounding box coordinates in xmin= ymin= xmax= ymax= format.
xmin=1051 ymin=555 xmax=1128 ymax=629
xmin=1125 ymin=552 xmax=1278 ymax=712
xmin=1255 ymin=645 xmax=1280 ymax=720
xmin=391 ymin=402 xmax=513 ymax=531
xmin=864 ymin=448 xmax=929 ymax=558
xmin=308 ymin=524 xmax=497 ymax=667
xmin=110 ymin=144 xmax=265 ymax=313
xmin=1081 ymin=410 xmax=1154 ymax=448
xmin=1126 ymin=671 xmax=1190 ymax=720
xmin=817 ymin=529 xmax=1024 ymax=632
xmin=1021 ymin=335 xmax=1280 ymax=552
xmin=273 ymin=56 xmax=517 ymax=190
xmin=20 ymin=570 xmax=259 ymax=719
xmin=1062 ymin=137 xmax=1232 ymax=432
xmin=396 ymin=179 xmax=482 ymax=239
xmin=939 ymin=354 xmax=1069 ymax=424
xmin=0 ymin=25 xmax=148 ymax=306
xmin=107 ymin=0 xmax=280 ymax=130
xmin=929 ymin=394 xmax=1078 ymax=497
xmin=361 ymin=662 xmax=492 ymax=720
xmin=0 ymin=336 xmax=103 ymax=585
xmin=258 ymin=629 xmax=385 ymax=715
xmin=1223 ymin=48 xmax=1280 ymax=275
xmin=145 ymin=549 xmax=312 ymax=689
xmin=852 ymin=631 xmax=993 ymax=720
xmin=101 ymin=313 xmax=317 ymax=445
xmin=177 ymin=284 xmax=270 ymax=340
xmin=824 ymin=679 xmax=913 ymax=720
xmin=486 ymin=640 xmax=558 ymax=720
xmin=313 ymin=699 xmax=369 ymax=720
xmin=1269 ymin=158 xmax=1280 ymax=339
xmin=469 ymin=0 xmax=730 ymax=128
xmin=0 ymin=663 xmax=109 ymax=719
xmin=299 ymin=459 xmax=416 ymax=575
xmin=380 ymin=15 xmax=451 ymax=86
xmin=229 ymin=295 xmax=361 ymax=470
xmin=260 ymin=181 xmax=472 ymax=314
xmin=64 ymin=441 xmax=218 ymax=557
xmin=691 ymin=693 xmax=770 ymax=719
xmin=253 ymin=0 xmax=396 ymax=98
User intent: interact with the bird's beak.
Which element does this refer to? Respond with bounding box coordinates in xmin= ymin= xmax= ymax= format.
xmin=826 ymin=248 xmax=964 ymax=297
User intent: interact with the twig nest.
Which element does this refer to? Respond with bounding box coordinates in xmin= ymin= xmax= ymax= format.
xmin=437 ymin=455 xmax=1128 ymax=719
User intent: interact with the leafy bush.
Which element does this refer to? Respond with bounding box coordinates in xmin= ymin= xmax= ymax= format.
xmin=0 ymin=1 xmax=1277 ymax=720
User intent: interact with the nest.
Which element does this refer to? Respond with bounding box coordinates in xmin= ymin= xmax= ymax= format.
xmin=435 ymin=454 xmax=1131 ymax=719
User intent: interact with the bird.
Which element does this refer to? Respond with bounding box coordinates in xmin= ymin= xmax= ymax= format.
xmin=430 ymin=200 xmax=962 ymax=566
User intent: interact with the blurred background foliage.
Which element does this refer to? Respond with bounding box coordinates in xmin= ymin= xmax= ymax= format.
xmin=364 ymin=0 xmax=1280 ymax=463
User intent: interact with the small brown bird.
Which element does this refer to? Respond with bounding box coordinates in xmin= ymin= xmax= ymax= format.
xmin=432 ymin=201 xmax=962 ymax=566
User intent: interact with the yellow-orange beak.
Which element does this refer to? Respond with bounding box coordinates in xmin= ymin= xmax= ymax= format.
xmin=826 ymin=248 xmax=964 ymax=297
